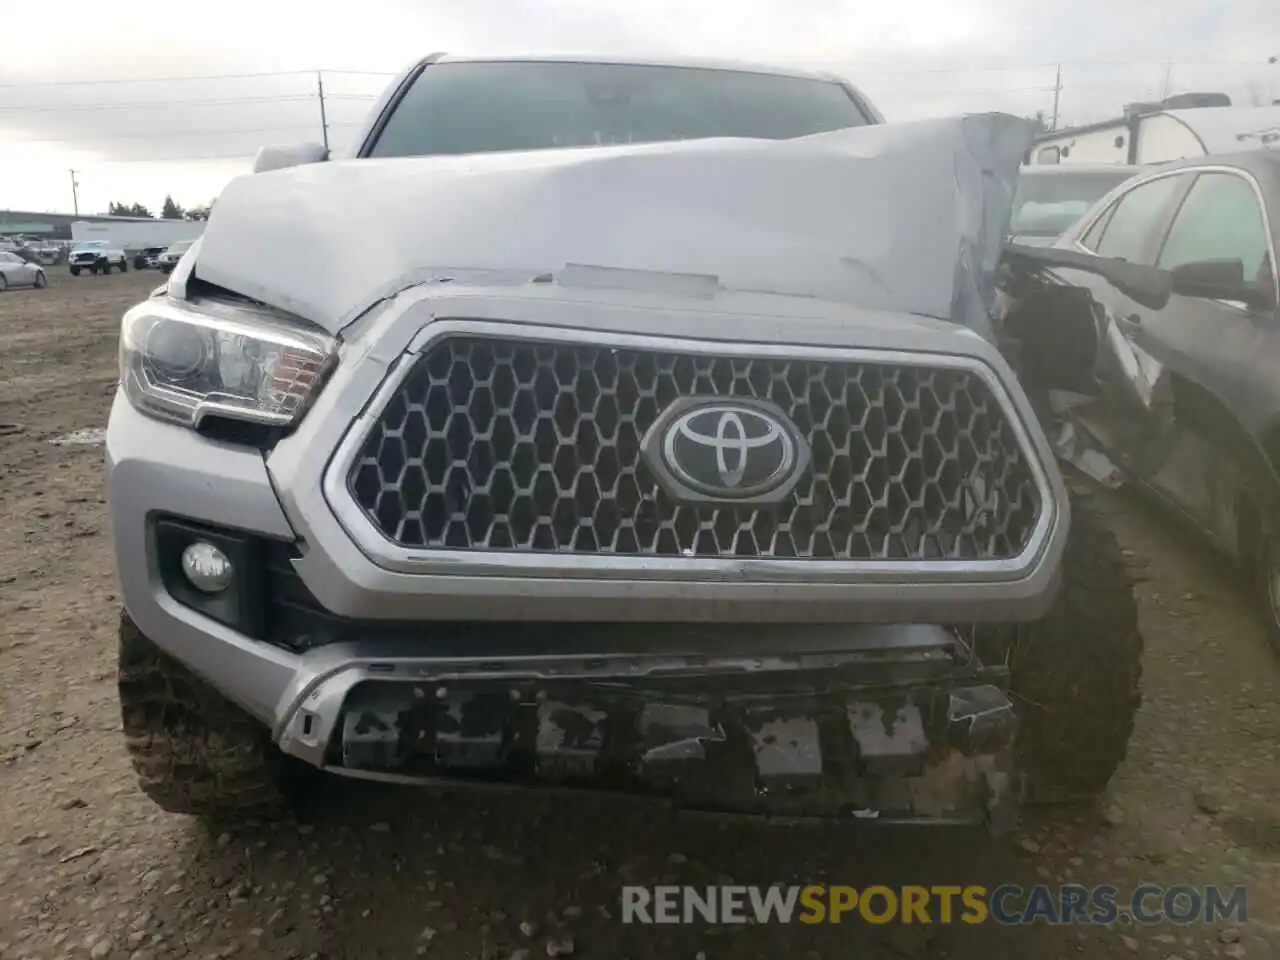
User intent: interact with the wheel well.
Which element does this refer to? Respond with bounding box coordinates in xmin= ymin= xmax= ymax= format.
xmin=1228 ymin=418 xmax=1280 ymax=571
xmin=1163 ymin=372 xmax=1277 ymax=565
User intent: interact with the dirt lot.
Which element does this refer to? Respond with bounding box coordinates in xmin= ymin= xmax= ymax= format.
xmin=0 ymin=268 xmax=1278 ymax=960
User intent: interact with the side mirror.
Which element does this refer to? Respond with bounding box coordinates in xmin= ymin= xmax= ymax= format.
xmin=252 ymin=142 xmax=329 ymax=174
xmin=1169 ymin=258 xmax=1277 ymax=310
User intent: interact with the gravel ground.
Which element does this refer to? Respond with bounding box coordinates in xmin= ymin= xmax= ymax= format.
xmin=0 ymin=268 xmax=1278 ymax=960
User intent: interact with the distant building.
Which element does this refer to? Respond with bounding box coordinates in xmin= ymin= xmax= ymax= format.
xmin=0 ymin=210 xmax=160 ymax=241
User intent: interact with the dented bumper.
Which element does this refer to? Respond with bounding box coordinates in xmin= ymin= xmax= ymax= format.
xmin=275 ymin=624 xmax=1018 ymax=830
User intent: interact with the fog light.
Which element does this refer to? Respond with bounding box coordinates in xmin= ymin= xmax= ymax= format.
xmin=181 ymin=541 xmax=234 ymax=593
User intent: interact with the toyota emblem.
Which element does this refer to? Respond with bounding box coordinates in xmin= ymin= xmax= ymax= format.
xmin=640 ymin=398 xmax=811 ymax=503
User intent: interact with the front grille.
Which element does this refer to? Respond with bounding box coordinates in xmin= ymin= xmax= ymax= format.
xmin=347 ymin=337 xmax=1041 ymax=561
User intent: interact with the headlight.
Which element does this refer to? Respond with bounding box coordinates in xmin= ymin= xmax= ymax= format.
xmin=120 ymin=297 xmax=336 ymax=429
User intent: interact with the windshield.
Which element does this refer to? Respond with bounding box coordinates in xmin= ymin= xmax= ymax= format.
xmin=1010 ymin=169 xmax=1138 ymax=237
xmin=367 ymin=61 xmax=871 ymax=158
xmin=165 ymin=241 xmax=193 ymax=255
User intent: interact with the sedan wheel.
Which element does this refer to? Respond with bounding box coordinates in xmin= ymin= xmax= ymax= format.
xmin=0 ymin=274 xmax=8 ymax=292
xmin=34 ymin=271 xmax=47 ymax=289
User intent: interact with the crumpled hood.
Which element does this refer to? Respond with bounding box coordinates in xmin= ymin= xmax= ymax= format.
xmin=194 ymin=113 xmax=1034 ymax=335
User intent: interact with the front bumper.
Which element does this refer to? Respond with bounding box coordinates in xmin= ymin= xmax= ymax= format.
xmin=278 ymin=630 xmax=1018 ymax=827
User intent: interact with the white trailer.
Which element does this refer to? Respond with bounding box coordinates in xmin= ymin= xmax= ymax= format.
xmin=70 ymin=218 xmax=205 ymax=252
xmin=1029 ymin=105 xmax=1280 ymax=167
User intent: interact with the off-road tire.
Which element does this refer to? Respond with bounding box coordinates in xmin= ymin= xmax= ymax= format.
xmin=976 ymin=490 xmax=1143 ymax=801
xmin=118 ymin=609 xmax=290 ymax=817
xmin=119 ymin=259 xmax=128 ymax=272
xmin=69 ymin=266 xmax=80 ymax=276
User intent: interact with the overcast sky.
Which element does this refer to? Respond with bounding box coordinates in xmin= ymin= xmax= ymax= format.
xmin=1 ymin=1 xmax=1276 ymax=215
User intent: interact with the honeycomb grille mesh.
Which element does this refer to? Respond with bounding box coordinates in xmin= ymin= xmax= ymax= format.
xmin=347 ymin=337 xmax=1041 ymax=561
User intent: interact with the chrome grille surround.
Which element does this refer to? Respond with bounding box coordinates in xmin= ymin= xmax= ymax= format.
xmin=328 ymin=321 xmax=1052 ymax=581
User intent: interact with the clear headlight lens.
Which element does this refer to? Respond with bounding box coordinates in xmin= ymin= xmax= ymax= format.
xmin=120 ymin=297 xmax=336 ymax=429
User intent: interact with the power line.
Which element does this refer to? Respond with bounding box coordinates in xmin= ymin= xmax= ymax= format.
xmin=83 ymin=153 xmax=260 ymax=164
xmin=314 ymin=69 xmax=398 ymax=77
xmin=0 ymin=69 xmax=316 ymax=90
xmin=0 ymin=93 xmax=379 ymax=115
xmin=1 ymin=58 xmax=1269 ymax=91
xmin=1 ymin=122 xmax=362 ymax=146
xmin=1 ymin=58 xmax=1272 ymax=172
xmin=827 ymin=57 xmax=1275 ymax=76
xmin=0 ymin=95 xmax=323 ymax=114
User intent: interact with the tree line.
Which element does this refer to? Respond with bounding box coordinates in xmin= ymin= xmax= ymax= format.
xmin=107 ymin=194 xmax=212 ymax=221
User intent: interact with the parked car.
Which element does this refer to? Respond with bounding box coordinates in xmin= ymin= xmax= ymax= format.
xmin=29 ymin=244 xmax=61 ymax=266
xmin=106 ymin=55 xmax=1143 ymax=829
xmin=0 ymin=251 xmax=48 ymax=291
xmin=69 ymin=240 xmax=128 ymax=276
xmin=134 ymin=246 xmax=166 ymax=270
xmin=1009 ymin=164 xmax=1144 ymax=244
xmin=156 ymin=240 xmax=194 ymax=274
xmin=1006 ymin=151 xmax=1280 ymax=651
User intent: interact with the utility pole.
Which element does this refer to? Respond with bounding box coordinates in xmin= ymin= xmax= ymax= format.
xmin=68 ymin=169 xmax=80 ymax=216
xmin=1159 ymin=62 xmax=1173 ymax=101
xmin=1050 ymin=64 xmax=1062 ymax=131
xmin=316 ymin=71 xmax=330 ymax=154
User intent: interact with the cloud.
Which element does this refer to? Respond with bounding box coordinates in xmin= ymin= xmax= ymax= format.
xmin=1 ymin=0 xmax=1276 ymax=211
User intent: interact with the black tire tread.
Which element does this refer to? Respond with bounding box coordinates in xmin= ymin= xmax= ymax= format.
xmin=980 ymin=490 xmax=1143 ymax=800
xmin=118 ymin=610 xmax=285 ymax=816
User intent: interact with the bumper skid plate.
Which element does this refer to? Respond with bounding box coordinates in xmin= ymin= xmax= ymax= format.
xmin=280 ymin=645 xmax=1019 ymax=830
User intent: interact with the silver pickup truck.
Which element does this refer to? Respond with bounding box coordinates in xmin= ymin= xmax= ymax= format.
xmin=105 ymin=54 xmax=1143 ymax=831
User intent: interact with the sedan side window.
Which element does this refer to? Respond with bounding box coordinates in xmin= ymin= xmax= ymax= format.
xmin=1079 ymin=202 xmax=1117 ymax=250
xmin=1156 ymin=172 xmax=1271 ymax=283
xmin=1091 ymin=175 xmax=1185 ymax=265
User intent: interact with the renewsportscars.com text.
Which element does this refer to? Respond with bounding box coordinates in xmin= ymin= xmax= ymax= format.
xmin=621 ymin=884 xmax=1248 ymax=926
